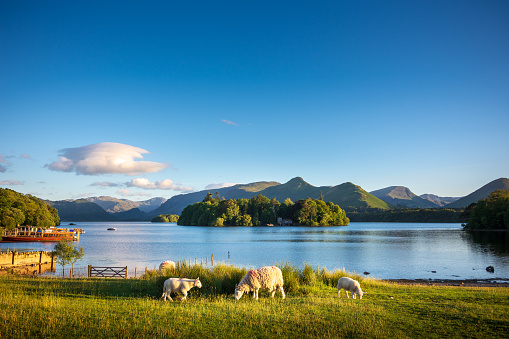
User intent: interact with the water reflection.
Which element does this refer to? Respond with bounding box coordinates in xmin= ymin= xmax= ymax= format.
xmin=0 ymin=222 xmax=507 ymax=280
xmin=463 ymin=231 xmax=509 ymax=256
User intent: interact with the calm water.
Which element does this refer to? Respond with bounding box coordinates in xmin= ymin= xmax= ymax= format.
xmin=1 ymin=222 xmax=508 ymax=280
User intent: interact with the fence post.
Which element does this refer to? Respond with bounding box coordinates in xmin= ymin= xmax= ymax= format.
xmin=12 ymin=251 xmax=15 ymax=265
xmin=125 ymin=266 xmax=128 ymax=279
xmin=211 ymin=254 xmax=214 ymax=266
xmin=88 ymin=265 xmax=92 ymax=278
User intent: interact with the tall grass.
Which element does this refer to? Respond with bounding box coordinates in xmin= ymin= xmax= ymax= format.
xmin=1 ymin=271 xmax=508 ymax=338
xmin=140 ymin=261 xmax=372 ymax=298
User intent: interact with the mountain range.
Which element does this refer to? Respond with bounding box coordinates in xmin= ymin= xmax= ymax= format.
xmin=47 ymin=177 xmax=509 ymax=222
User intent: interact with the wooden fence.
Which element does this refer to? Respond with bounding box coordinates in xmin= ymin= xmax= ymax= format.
xmin=88 ymin=265 xmax=128 ymax=279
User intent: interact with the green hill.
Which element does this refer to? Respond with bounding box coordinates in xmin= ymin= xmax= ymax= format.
xmin=152 ymin=177 xmax=392 ymax=216
xmin=48 ymin=199 xmax=115 ymax=221
xmin=0 ymin=188 xmax=60 ymax=228
xmin=447 ymin=178 xmax=509 ymax=208
xmin=86 ymin=196 xmax=167 ymax=213
xmin=325 ymin=182 xmax=393 ymax=209
xmin=150 ymin=181 xmax=281 ymax=216
xmin=370 ymin=186 xmax=439 ymax=208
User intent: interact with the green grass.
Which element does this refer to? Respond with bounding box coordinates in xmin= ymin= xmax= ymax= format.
xmin=1 ymin=264 xmax=508 ymax=338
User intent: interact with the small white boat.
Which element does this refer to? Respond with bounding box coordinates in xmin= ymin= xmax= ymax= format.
xmin=107 ymin=227 xmax=117 ymax=231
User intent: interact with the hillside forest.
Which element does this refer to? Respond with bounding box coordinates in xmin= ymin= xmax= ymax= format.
xmin=0 ymin=188 xmax=60 ymax=229
xmin=463 ymin=189 xmax=509 ymax=230
xmin=177 ymin=193 xmax=350 ymax=226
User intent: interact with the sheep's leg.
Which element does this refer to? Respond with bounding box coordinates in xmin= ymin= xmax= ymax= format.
xmin=254 ymin=289 xmax=259 ymax=300
xmin=165 ymin=288 xmax=174 ymax=301
xmin=337 ymin=288 xmax=341 ymax=298
xmin=271 ymin=288 xmax=276 ymax=298
xmin=280 ymin=286 xmax=286 ymax=299
xmin=345 ymin=290 xmax=349 ymax=298
xmin=181 ymin=290 xmax=188 ymax=301
xmin=161 ymin=288 xmax=173 ymax=301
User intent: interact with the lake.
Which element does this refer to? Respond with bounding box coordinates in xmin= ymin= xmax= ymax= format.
xmin=1 ymin=222 xmax=508 ymax=280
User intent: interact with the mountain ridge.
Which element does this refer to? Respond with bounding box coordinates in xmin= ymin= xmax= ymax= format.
xmin=370 ymin=186 xmax=439 ymax=208
xmin=446 ymin=178 xmax=509 ymax=208
xmin=46 ymin=177 xmax=509 ymax=222
xmin=151 ymin=177 xmax=392 ymax=216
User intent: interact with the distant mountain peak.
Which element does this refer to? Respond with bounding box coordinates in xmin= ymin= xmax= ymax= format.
xmin=447 ymin=178 xmax=509 ymax=208
xmin=370 ymin=186 xmax=438 ymax=208
xmin=286 ymin=177 xmax=310 ymax=187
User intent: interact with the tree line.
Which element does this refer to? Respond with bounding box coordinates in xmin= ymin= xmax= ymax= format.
xmin=151 ymin=214 xmax=179 ymax=223
xmin=345 ymin=207 xmax=465 ymax=223
xmin=462 ymin=189 xmax=509 ymax=230
xmin=0 ymin=188 xmax=60 ymax=229
xmin=177 ymin=193 xmax=349 ymax=226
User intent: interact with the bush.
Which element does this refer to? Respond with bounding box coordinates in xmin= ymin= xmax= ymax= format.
xmin=140 ymin=262 xmax=369 ymax=298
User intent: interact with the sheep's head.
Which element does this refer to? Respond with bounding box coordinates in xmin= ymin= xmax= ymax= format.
xmin=195 ymin=278 xmax=202 ymax=288
xmin=234 ymin=284 xmax=244 ymax=300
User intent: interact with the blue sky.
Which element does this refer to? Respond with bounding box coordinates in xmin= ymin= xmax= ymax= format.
xmin=1 ymin=1 xmax=508 ymax=201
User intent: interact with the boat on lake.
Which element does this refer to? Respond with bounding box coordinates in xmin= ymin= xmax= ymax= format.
xmin=1 ymin=226 xmax=80 ymax=242
xmin=107 ymin=227 xmax=117 ymax=231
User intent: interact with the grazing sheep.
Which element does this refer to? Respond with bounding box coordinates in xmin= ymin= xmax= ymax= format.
xmin=235 ymin=266 xmax=285 ymax=300
xmin=337 ymin=277 xmax=365 ymax=299
xmin=159 ymin=260 xmax=176 ymax=271
xmin=161 ymin=278 xmax=202 ymax=301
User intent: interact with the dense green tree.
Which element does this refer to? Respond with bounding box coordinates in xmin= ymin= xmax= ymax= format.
xmin=0 ymin=188 xmax=60 ymax=230
xmin=203 ymin=192 xmax=215 ymax=203
xmin=464 ymin=189 xmax=509 ymax=230
xmin=177 ymin=193 xmax=348 ymax=226
xmin=151 ymin=214 xmax=179 ymax=222
xmin=346 ymin=207 xmax=464 ymax=223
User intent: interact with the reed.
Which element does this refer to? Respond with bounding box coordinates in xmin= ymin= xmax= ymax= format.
xmin=1 ymin=264 xmax=508 ymax=338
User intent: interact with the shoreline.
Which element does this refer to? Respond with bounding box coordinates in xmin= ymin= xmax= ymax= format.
xmin=387 ymin=278 xmax=509 ymax=287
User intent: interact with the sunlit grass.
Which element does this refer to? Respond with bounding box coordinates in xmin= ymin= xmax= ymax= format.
xmin=1 ymin=264 xmax=508 ymax=338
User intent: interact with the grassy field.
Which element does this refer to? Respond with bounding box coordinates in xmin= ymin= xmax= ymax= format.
xmin=1 ymin=264 xmax=508 ymax=338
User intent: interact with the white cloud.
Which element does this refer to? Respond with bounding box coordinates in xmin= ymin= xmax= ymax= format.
xmin=127 ymin=178 xmax=194 ymax=192
xmin=0 ymin=180 xmax=24 ymax=185
xmin=221 ymin=119 xmax=238 ymax=126
xmin=45 ymin=142 xmax=167 ymax=175
xmin=204 ymin=183 xmax=237 ymax=190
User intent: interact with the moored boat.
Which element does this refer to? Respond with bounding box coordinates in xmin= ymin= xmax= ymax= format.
xmin=1 ymin=226 xmax=80 ymax=242
xmin=107 ymin=227 xmax=117 ymax=231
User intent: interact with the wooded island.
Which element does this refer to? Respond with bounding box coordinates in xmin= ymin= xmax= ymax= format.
xmin=177 ymin=193 xmax=349 ymax=226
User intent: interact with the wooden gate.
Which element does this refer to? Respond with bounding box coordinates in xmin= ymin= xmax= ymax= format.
xmin=88 ymin=265 xmax=128 ymax=279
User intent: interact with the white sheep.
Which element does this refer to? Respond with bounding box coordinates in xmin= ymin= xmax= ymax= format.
xmin=161 ymin=277 xmax=202 ymax=301
xmin=235 ymin=266 xmax=285 ymax=300
xmin=337 ymin=277 xmax=365 ymax=299
xmin=159 ymin=260 xmax=176 ymax=271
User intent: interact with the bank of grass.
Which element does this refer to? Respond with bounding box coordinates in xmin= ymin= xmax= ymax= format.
xmin=1 ymin=263 xmax=508 ymax=338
